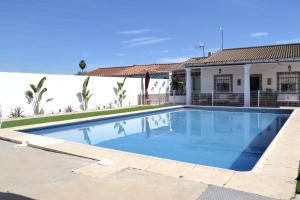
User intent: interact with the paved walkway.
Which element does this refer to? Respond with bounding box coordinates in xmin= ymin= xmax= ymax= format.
xmin=0 ymin=140 xmax=275 ymax=200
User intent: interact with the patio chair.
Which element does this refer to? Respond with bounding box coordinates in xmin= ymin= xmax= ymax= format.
xmin=229 ymin=94 xmax=242 ymax=105
xmin=214 ymin=94 xmax=230 ymax=105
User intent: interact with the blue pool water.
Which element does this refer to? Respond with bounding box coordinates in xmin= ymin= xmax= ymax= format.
xmin=22 ymin=108 xmax=291 ymax=171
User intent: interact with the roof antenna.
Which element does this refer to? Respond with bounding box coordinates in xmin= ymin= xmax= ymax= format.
xmin=195 ymin=42 xmax=205 ymax=57
xmin=220 ymin=27 xmax=224 ymax=50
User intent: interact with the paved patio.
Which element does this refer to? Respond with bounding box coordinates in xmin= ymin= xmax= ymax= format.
xmin=0 ymin=140 xmax=276 ymax=200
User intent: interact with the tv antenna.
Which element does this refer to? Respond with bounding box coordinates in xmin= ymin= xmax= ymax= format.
xmin=195 ymin=42 xmax=205 ymax=57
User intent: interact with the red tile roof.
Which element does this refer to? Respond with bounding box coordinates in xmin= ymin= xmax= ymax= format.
xmin=86 ymin=63 xmax=182 ymax=77
xmin=87 ymin=43 xmax=300 ymax=76
xmin=185 ymin=43 xmax=300 ymax=67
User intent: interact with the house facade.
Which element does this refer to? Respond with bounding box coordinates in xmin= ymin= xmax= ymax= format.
xmin=181 ymin=43 xmax=300 ymax=107
xmin=86 ymin=43 xmax=300 ymax=107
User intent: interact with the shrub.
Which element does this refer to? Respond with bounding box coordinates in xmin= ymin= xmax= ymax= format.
xmin=64 ymin=105 xmax=74 ymax=113
xmin=81 ymin=77 xmax=93 ymax=111
xmin=114 ymin=78 xmax=127 ymax=107
xmin=9 ymin=107 xmax=25 ymax=118
xmin=25 ymin=77 xmax=53 ymax=115
xmin=95 ymin=104 xmax=101 ymax=110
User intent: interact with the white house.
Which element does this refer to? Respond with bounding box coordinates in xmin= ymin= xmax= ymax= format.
xmin=82 ymin=43 xmax=300 ymax=108
xmin=180 ymin=43 xmax=300 ymax=107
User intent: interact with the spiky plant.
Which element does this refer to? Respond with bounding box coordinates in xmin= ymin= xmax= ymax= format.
xmin=9 ymin=106 xmax=25 ymax=118
xmin=64 ymin=105 xmax=74 ymax=113
xmin=95 ymin=104 xmax=102 ymax=110
xmin=81 ymin=77 xmax=93 ymax=111
xmin=25 ymin=77 xmax=53 ymax=115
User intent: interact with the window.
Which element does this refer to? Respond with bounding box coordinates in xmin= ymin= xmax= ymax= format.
xmin=214 ymin=75 xmax=232 ymax=93
xmin=277 ymin=72 xmax=299 ymax=93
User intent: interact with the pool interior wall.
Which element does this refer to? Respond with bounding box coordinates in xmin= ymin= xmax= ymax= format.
xmin=21 ymin=107 xmax=292 ymax=171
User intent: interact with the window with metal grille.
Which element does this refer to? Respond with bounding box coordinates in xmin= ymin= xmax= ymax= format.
xmin=214 ymin=75 xmax=232 ymax=93
xmin=277 ymin=72 xmax=299 ymax=93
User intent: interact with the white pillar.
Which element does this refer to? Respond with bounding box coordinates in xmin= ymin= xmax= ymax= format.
xmin=186 ymin=68 xmax=192 ymax=105
xmin=243 ymin=64 xmax=251 ymax=107
xmin=168 ymin=72 xmax=172 ymax=93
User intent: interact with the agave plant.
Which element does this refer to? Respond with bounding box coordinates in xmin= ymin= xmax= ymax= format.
xmin=81 ymin=77 xmax=93 ymax=111
xmin=9 ymin=106 xmax=25 ymax=118
xmin=64 ymin=105 xmax=74 ymax=113
xmin=25 ymin=77 xmax=53 ymax=115
xmin=94 ymin=104 xmax=102 ymax=110
xmin=114 ymin=78 xmax=127 ymax=107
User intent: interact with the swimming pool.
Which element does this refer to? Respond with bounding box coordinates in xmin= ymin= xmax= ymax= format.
xmin=21 ymin=107 xmax=292 ymax=171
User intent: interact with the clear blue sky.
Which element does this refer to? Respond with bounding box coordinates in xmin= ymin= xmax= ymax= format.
xmin=0 ymin=0 xmax=300 ymax=74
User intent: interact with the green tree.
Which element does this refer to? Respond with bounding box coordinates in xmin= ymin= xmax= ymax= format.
xmin=79 ymin=60 xmax=87 ymax=74
xmin=171 ymin=77 xmax=180 ymax=90
xmin=25 ymin=77 xmax=53 ymax=115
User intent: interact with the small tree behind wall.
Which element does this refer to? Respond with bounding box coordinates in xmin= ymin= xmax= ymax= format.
xmin=171 ymin=78 xmax=180 ymax=91
xmin=78 ymin=60 xmax=87 ymax=75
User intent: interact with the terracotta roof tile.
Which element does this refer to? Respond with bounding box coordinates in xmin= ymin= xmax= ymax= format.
xmin=185 ymin=43 xmax=300 ymax=67
xmin=185 ymin=57 xmax=207 ymax=64
xmin=86 ymin=63 xmax=182 ymax=77
xmin=87 ymin=43 xmax=300 ymax=75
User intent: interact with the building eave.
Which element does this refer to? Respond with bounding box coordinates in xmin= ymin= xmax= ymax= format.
xmin=183 ymin=57 xmax=300 ymax=69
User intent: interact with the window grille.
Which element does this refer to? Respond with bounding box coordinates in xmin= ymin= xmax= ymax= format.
xmin=277 ymin=72 xmax=299 ymax=94
xmin=214 ymin=75 xmax=233 ymax=93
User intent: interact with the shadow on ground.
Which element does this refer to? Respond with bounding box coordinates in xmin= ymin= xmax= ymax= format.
xmin=0 ymin=192 xmax=34 ymax=200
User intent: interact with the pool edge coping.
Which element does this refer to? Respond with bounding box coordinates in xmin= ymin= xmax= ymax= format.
xmin=0 ymin=105 xmax=299 ymax=199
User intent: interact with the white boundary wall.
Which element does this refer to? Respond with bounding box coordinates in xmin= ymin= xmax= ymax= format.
xmin=0 ymin=72 xmax=170 ymax=119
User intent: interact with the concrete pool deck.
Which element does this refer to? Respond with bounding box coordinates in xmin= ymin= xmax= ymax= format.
xmin=0 ymin=105 xmax=299 ymax=199
xmin=0 ymin=140 xmax=274 ymax=200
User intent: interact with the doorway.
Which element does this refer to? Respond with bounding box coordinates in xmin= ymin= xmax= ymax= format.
xmin=250 ymin=74 xmax=262 ymax=106
xmin=250 ymin=74 xmax=262 ymax=91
